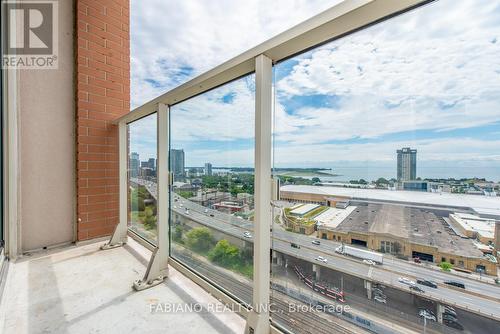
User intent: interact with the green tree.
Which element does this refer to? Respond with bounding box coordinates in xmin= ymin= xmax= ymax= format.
xmin=439 ymin=261 xmax=453 ymax=272
xmin=185 ymin=227 xmax=214 ymax=253
xmin=311 ymin=177 xmax=321 ymax=183
xmin=173 ymin=225 xmax=183 ymax=243
xmin=208 ymin=239 xmax=240 ymax=267
xmin=130 ymin=188 xmax=145 ymax=212
xmin=143 ymin=206 xmax=157 ymax=230
xmin=177 ymin=190 xmax=193 ymax=199
xmin=376 ymin=177 xmax=389 ymax=185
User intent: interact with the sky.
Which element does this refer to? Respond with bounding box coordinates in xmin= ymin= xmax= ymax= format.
xmin=130 ymin=0 xmax=500 ymax=181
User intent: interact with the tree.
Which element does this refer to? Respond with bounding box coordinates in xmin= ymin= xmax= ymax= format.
xmin=177 ymin=190 xmax=193 ymax=199
xmin=439 ymin=261 xmax=453 ymax=272
xmin=185 ymin=227 xmax=214 ymax=253
xmin=376 ymin=177 xmax=389 ymax=185
xmin=311 ymin=177 xmax=321 ymax=183
xmin=173 ymin=225 xmax=183 ymax=243
xmin=208 ymin=239 xmax=240 ymax=267
xmin=143 ymin=206 xmax=157 ymax=230
xmin=130 ymin=188 xmax=145 ymax=212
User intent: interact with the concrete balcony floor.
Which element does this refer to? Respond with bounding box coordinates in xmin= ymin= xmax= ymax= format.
xmin=0 ymin=238 xmax=245 ymax=334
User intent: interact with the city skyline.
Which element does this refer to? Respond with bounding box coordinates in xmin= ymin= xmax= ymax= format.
xmin=129 ymin=0 xmax=500 ymax=181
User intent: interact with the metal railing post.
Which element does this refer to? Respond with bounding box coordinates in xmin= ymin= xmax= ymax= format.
xmin=245 ymin=54 xmax=272 ymax=334
xmin=101 ymin=121 xmax=128 ymax=250
xmin=133 ymin=103 xmax=170 ymax=290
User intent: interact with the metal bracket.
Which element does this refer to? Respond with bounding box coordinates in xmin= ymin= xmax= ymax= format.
xmin=132 ymin=247 xmax=168 ymax=291
xmin=245 ymin=310 xmax=270 ymax=334
xmin=100 ymin=221 xmax=127 ymax=250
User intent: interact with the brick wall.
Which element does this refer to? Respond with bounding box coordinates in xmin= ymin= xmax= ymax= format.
xmin=76 ymin=0 xmax=130 ymax=240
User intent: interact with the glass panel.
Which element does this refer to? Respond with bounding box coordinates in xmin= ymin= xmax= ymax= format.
xmin=170 ymin=74 xmax=255 ymax=305
xmin=127 ymin=114 xmax=158 ymax=244
xmin=271 ymin=1 xmax=500 ymax=333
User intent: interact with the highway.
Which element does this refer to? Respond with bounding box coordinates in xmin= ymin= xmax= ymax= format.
xmin=171 ymin=247 xmax=365 ymax=334
xmin=131 ymin=178 xmax=500 ymax=321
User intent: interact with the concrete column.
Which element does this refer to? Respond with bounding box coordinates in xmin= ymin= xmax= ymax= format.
xmin=312 ymin=264 xmax=321 ymax=281
xmin=437 ymin=303 xmax=444 ymax=324
xmin=365 ymin=280 xmax=373 ymax=300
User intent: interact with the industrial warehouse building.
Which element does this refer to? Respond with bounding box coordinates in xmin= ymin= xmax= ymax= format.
xmin=280 ymin=185 xmax=499 ymax=275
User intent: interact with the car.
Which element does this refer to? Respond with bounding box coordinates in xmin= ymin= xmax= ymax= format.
xmin=398 ymin=277 xmax=416 ymax=286
xmin=410 ymin=285 xmax=425 ymax=293
xmin=209 ymin=214 xmax=214 ymax=217
xmin=444 ymin=281 xmax=465 ymax=289
xmin=443 ymin=313 xmax=457 ymax=322
xmin=373 ymin=295 xmax=386 ymax=304
xmin=204 ymin=208 xmax=208 ymax=213
xmin=417 ymin=279 xmax=437 ymax=288
xmin=444 ymin=320 xmax=464 ymax=330
xmin=291 ymin=243 xmax=301 ymax=249
xmin=243 ymin=232 xmax=252 ymax=238
xmin=444 ymin=305 xmax=456 ymax=312
xmin=443 ymin=308 xmax=457 ymax=317
xmin=374 ymin=291 xmax=386 ymax=299
xmin=413 ymin=257 xmax=421 ymax=263
xmin=373 ymin=288 xmax=384 ymax=295
xmin=315 ymin=256 xmax=327 ymax=263
xmin=363 ymin=259 xmax=375 ymax=265
xmin=419 ymin=310 xmax=436 ymax=322
xmin=311 ymin=240 xmax=321 ymax=245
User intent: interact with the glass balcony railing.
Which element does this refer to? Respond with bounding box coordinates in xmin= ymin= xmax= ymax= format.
xmin=127 ymin=113 xmax=158 ymax=245
xmin=121 ymin=1 xmax=500 ymax=333
xmin=270 ymin=1 xmax=500 ymax=333
xmin=169 ymin=74 xmax=255 ymax=305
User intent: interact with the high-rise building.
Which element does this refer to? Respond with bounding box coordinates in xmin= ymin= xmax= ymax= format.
xmin=397 ymin=147 xmax=417 ymax=181
xmin=204 ymin=162 xmax=213 ymax=176
xmin=171 ymin=149 xmax=185 ymax=179
xmin=148 ymin=158 xmax=156 ymax=170
xmin=130 ymin=152 xmax=140 ymax=177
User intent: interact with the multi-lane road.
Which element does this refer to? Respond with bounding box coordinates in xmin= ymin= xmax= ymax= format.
xmin=131 ymin=178 xmax=500 ymax=321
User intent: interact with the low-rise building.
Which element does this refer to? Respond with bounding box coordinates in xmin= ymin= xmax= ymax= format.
xmin=449 ymin=213 xmax=497 ymax=244
xmin=318 ymin=202 xmax=497 ymax=275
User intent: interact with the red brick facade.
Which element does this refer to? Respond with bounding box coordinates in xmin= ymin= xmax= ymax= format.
xmin=76 ymin=0 xmax=130 ymax=240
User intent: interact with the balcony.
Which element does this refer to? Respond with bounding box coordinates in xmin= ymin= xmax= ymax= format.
xmin=0 ymin=238 xmax=245 ymax=334
xmin=1 ymin=0 xmax=500 ymax=334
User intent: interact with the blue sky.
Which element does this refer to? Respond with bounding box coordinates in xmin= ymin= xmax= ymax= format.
xmin=130 ymin=0 xmax=500 ymax=180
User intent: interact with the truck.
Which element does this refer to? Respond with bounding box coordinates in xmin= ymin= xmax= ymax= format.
xmin=335 ymin=245 xmax=384 ymax=264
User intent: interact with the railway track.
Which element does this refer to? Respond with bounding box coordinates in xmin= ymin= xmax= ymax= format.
xmin=173 ymin=250 xmax=366 ymax=334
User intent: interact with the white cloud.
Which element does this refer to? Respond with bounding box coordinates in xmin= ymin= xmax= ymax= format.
xmin=273 ymin=0 xmax=500 ymax=143
xmin=130 ymin=0 xmax=500 ymax=172
xmin=131 ymin=0 xmax=342 ymax=108
xmin=170 ymin=75 xmax=255 ymax=142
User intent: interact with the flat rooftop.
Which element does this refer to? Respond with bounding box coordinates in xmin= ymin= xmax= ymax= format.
xmin=314 ymin=206 xmax=357 ymax=229
xmin=450 ymin=213 xmax=497 ymax=239
xmin=290 ymin=203 xmax=319 ymax=216
xmin=331 ymin=202 xmax=485 ymax=258
xmin=281 ymin=185 xmax=500 ymax=217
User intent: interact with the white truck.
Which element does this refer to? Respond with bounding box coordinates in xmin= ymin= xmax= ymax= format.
xmin=335 ymin=245 xmax=384 ymax=264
